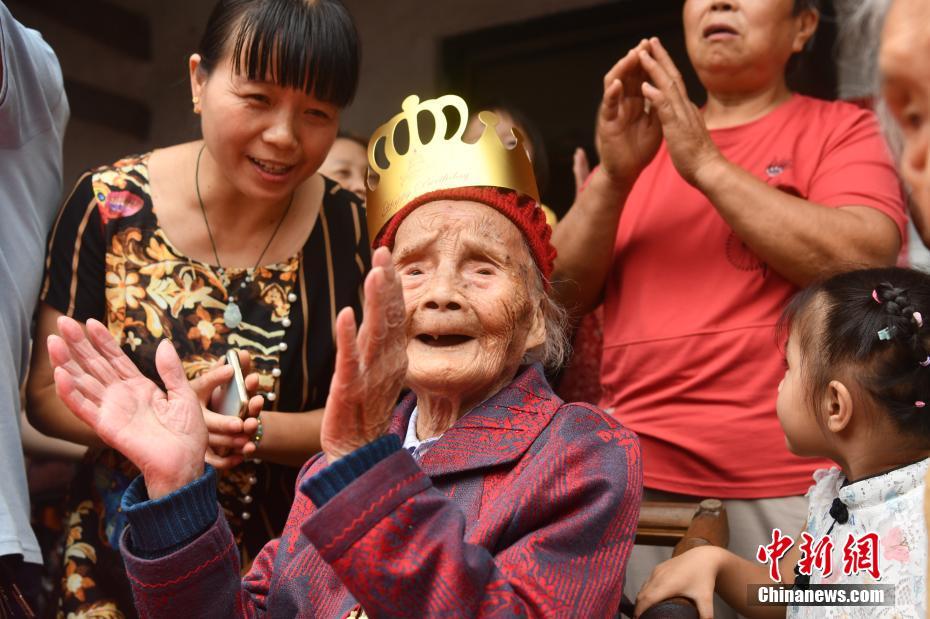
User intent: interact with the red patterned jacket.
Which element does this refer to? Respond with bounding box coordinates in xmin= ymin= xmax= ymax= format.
xmin=121 ymin=365 xmax=642 ymax=618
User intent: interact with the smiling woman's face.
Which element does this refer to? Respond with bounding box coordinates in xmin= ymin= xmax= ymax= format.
xmin=393 ymin=200 xmax=546 ymax=402
xmin=190 ymin=52 xmax=340 ymax=204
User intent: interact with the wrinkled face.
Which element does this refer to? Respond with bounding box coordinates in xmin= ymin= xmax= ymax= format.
xmin=682 ymin=0 xmax=816 ymax=92
xmin=393 ymin=201 xmax=545 ymax=403
xmin=776 ymin=332 xmax=827 ymax=457
xmin=881 ymin=0 xmax=930 ymax=243
xmin=319 ymin=137 xmax=368 ymax=204
xmin=190 ymin=53 xmax=340 ymax=202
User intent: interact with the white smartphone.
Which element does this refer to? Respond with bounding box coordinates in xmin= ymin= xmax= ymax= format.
xmin=218 ymin=350 xmax=249 ymax=419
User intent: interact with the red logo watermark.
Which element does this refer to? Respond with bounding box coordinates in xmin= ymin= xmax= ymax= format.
xmin=756 ymin=530 xmax=881 ymax=583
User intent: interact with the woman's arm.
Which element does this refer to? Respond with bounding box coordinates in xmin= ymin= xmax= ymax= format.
xmin=26 ymin=304 xmax=106 ymax=447
xmin=550 ymin=40 xmax=661 ymax=316
xmin=246 ymin=409 xmax=323 ymax=467
xmin=636 ymin=38 xmax=902 ymax=287
xmin=20 ymin=410 xmax=87 ymax=459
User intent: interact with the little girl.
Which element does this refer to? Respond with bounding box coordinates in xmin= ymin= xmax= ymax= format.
xmin=635 ymin=267 xmax=930 ymax=618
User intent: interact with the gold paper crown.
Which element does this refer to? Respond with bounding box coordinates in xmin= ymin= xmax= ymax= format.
xmin=366 ymin=94 xmax=540 ymax=242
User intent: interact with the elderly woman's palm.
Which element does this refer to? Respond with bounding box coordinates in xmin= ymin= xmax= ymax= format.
xmin=97 ymin=366 xmax=205 ymax=479
xmin=321 ymin=247 xmax=408 ymax=462
xmin=49 ymin=317 xmax=208 ymax=498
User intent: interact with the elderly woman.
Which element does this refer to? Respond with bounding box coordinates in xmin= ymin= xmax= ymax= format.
xmin=47 ymin=94 xmax=642 ymax=618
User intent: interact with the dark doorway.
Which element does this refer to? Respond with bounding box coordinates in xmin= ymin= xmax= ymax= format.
xmin=442 ymin=1 xmax=837 ymax=217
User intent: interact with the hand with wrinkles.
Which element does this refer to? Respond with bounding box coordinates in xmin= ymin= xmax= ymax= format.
xmin=637 ymin=37 xmax=725 ymax=187
xmin=596 ymin=38 xmax=663 ymax=187
xmin=48 ymin=317 xmax=264 ymax=497
xmin=320 ymin=246 xmax=408 ymax=463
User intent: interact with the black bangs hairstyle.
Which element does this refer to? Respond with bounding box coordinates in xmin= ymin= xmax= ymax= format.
xmin=198 ymin=0 xmax=359 ymax=107
xmin=779 ymin=267 xmax=930 ymax=445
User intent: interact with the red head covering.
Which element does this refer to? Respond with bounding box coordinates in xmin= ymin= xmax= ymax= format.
xmin=373 ymin=186 xmax=557 ymax=284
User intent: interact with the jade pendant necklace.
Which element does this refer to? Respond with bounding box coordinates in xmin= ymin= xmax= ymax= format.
xmin=195 ymin=144 xmax=294 ymax=329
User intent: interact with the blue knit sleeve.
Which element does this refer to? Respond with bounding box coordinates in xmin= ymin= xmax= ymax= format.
xmin=300 ymin=434 xmax=402 ymax=507
xmin=121 ymin=466 xmax=219 ymax=559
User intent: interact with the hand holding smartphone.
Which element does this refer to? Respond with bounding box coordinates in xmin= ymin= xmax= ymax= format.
xmin=218 ymin=350 xmax=249 ymax=419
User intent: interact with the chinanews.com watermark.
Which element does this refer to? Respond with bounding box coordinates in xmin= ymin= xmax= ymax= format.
xmin=750 ymin=528 xmax=895 ymax=608
xmin=748 ymin=584 xmax=895 ymax=607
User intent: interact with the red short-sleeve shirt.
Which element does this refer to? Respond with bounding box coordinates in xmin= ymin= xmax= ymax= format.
xmin=600 ymin=94 xmax=907 ymax=498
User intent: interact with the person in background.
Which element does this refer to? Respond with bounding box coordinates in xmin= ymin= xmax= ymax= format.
xmin=318 ymin=131 xmax=367 ymax=206
xmin=551 ymin=1 xmax=907 ymax=616
xmin=878 ymin=0 xmax=930 ymax=610
xmin=0 ymin=1 xmax=68 ymax=612
xmin=464 ymin=102 xmax=558 ymax=227
xmin=557 ymin=145 xmax=604 ymax=407
xmin=24 ymin=0 xmax=368 ymax=615
xmin=880 ymin=0 xmax=930 ymax=240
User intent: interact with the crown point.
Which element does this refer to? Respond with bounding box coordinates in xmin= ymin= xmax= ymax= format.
xmin=402 ymin=95 xmax=421 ymax=112
xmin=478 ymin=110 xmax=499 ymax=127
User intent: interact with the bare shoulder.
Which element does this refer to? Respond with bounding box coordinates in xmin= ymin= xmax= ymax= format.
xmin=146 ymin=142 xmax=198 ymax=220
xmin=147 ymin=142 xmax=198 ymax=190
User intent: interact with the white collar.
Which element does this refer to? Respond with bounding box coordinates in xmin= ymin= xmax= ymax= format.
xmin=403 ymin=406 xmax=442 ymax=460
xmin=839 ymin=458 xmax=930 ymax=510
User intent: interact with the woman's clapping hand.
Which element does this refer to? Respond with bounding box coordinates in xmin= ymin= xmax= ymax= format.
xmin=192 ymin=351 xmax=264 ymax=469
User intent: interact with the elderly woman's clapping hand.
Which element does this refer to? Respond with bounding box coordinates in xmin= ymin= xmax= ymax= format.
xmin=320 ymin=246 xmax=408 ymax=463
xmin=48 ymin=318 xmax=211 ymax=498
xmin=47 ymin=317 xmax=263 ymax=496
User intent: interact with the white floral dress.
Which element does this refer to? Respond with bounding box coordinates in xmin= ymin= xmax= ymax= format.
xmin=789 ymin=459 xmax=928 ymax=618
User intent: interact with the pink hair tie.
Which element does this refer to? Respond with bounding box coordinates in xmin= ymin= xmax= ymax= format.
xmin=917 ymin=401 xmax=927 ymax=408
xmin=872 ymin=289 xmax=882 ymax=304
xmin=921 ymin=356 xmax=930 ymax=367
xmin=914 ymin=312 xmax=924 ymax=328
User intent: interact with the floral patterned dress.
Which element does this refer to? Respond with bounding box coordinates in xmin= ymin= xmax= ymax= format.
xmin=790 ymin=459 xmax=929 ymax=618
xmin=40 ymin=154 xmax=369 ymax=618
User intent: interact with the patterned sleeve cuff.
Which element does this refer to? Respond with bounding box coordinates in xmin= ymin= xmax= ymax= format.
xmin=121 ymin=466 xmax=219 ymax=560
xmin=300 ymin=434 xmax=402 ymax=507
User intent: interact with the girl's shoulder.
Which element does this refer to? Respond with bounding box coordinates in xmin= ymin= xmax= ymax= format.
xmin=806 ymin=466 xmax=845 ymax=499
xmin=804 ymin=466 xmax=845 ymax=529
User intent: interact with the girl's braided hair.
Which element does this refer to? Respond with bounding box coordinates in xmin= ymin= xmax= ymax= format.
xmin=780 ymin=267 xmax=930 ymax=444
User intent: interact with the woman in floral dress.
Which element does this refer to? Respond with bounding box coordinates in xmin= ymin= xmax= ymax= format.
xmin=25 ymin=1 xmax=367 ymax=616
